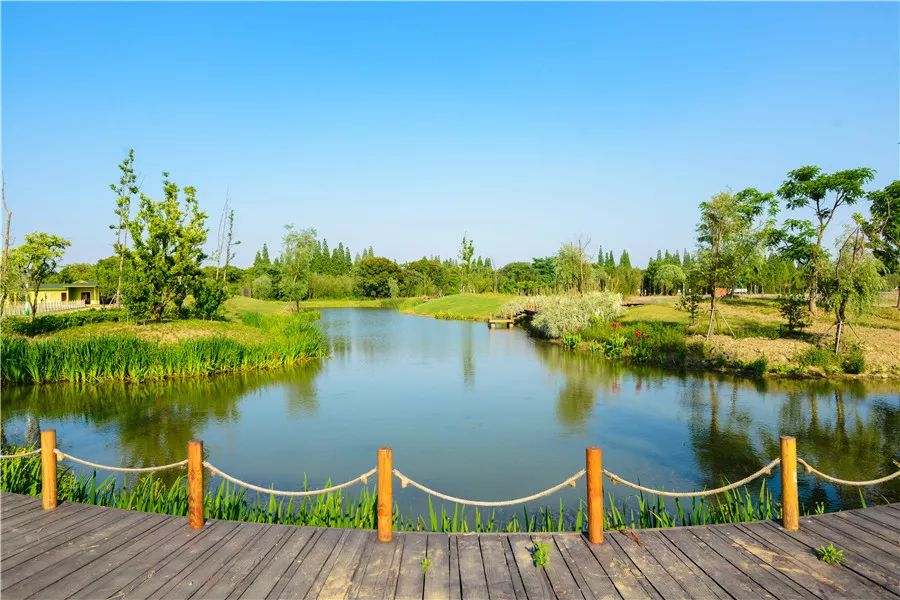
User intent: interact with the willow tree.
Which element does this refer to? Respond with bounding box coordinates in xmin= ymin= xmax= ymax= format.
xmin=124 ymin=173 xmax=208 ymax=321
xmin=695 ymin=189 xmax=774 ymax=338
xmin=777 ymin=166 xmax=875 ymax=314
xmin=279 ymin=225 xmax=317 ymax=311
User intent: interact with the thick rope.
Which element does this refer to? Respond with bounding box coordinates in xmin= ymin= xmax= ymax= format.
xmin=203 ymin=462 xmax=376 ymax=497
xmin=0 ymin=450 xmax=41 ymax=459
xmin=55 ymin=450 xmax=188 ymax=473
xmin=392 ymin=469 xmax=585 ymax=507
xmin=797 ymin=458 xmax=900 ymax=487
xmin=603 ymin=459 xmax=781 ymax=498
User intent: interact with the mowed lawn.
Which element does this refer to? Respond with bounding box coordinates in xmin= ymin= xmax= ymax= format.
xmin=402 ymin=293 xmax=514 ymax=320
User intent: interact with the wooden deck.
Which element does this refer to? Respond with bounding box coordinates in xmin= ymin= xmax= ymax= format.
xmin=1 ymin=492 xmax=898 ymax=599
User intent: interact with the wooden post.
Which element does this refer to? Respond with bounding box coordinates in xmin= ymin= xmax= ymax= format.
xmin=378 ymin=447 xmax=393 ymax=542
xmin=187 ymin=439 xmax=204 ymax=529
xmin=586 ymin=446 xmax=603 ymax=544
xmin=780 ymin=436 xmax=799 ymax=531
xmin=40 ymin=429 xmax=57 ymax=511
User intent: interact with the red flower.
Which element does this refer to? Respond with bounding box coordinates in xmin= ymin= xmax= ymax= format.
xmin=611 ymin=322 xmax=621 ymax=328
xmin=634 ymin=330 xmax=643 ymax=338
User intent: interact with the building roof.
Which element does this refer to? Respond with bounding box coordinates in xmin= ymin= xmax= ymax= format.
xmin=41 ymin=280 xmax=99 ymax=290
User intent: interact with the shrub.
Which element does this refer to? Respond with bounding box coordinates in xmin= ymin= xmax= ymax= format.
xmin=529 ymin=292 xmax=625 ymax=338
xmin=796 ymin=347 xmax=839 ymax=370
xmin=192 ymin=278 xmax=228 ymax=320
xmin=677 ymin=290 xmax=703 ymax=326
xmin=841 ymin=344 xmax=866 ymax=374
xmin=746 ymin=357 xmax=768 ymax=377
xmin=778 ymin=294 xmax=812 ymax=335
xmin=308 ymin=274 xmax=354 ymax=299
xmin=0 ymin=309 xmax=127 ymax=336
xmin=251 ymin=275 xmax=274 ymax=300
xmin=354 ymin=257 xmax=402 ymax=298
xmin=602 ymin=333 xmax=627 ymax=358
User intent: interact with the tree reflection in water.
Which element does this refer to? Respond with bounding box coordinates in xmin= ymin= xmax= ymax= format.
xmin=1 ymin=362 xmax=323 ymax=485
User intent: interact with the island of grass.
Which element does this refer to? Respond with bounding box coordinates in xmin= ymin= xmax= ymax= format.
xmin=1 ymin=298 xmax=326 ymax=384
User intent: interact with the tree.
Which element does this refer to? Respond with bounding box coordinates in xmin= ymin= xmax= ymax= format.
xmin=458 ymin=235 xmax=475 ymax=293
xmin=819 ymin=218 xmax=883 ymax=353
xmin=110 ymin=149 xmax=139 ymax=305
xmin=618 ymin=250 xmax=631 ymax=269
xmin=695 ymin=189 xmax=774 ymax=338
xmin=777 ymin=166 xmax=875 ymax=314
xmin=223 ymin=208 xmax=239 ymax=279
xmin=252 ymin=274 xmax=274 ymax=299
xmin=654 ymin=263 xmax=685 ymax=295
xmin=556 ymin=239 xmax=593 ymax=293
xmin=354 ymin=256 xmax=402 ymax=298
xmin=18 ymin=232 xmax=71 ymax=321
xmin=279 ymin=225 xmax=317 ymax=311
xmin=1 ymin=177 xmax=14 ymax=315
xmin=124 ymin=173 xmax=208 ymax=321
xmin=865 ymin=180 xmax=900 ymax=307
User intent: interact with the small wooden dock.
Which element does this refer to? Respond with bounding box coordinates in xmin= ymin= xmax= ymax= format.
xmin=487 ymin=313 xmax=515 ymax=329
xmin=2 ymin=492 xmax=897 ymax=599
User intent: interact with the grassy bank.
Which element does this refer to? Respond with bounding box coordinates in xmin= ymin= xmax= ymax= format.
xmin=400 ymin=293 xmax=514 ymax=320
xmin=1 ymin=307 xmax=325 ymax=384
xmin=1 ymin=449 xmax=833 ymax=532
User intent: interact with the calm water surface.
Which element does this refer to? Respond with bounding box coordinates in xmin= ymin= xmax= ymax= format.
xmin=3 ymin=308 xmax=898 ymax=514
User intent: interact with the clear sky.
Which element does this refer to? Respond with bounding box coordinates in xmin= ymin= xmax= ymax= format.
xmin=2 ymin=2 xmax=898 ymax=268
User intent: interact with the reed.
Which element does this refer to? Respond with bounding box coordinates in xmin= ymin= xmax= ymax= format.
xmin=1 ymin=451 xmax=832 ymax=533
xmin=1 ymin=313 xmax=325 ymax=384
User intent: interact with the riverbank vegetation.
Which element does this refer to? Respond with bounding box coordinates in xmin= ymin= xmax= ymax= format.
xmin=1 ymin=449 xmax=839 ymax=532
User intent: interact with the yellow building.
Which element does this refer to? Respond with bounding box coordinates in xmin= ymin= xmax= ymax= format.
xmin=33 ymin=280 xmax=100 ymax=305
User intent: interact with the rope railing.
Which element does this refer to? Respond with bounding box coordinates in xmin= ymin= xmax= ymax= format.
xmin=602 ymin=458 xmax=781 ymax=498
xmin=392 ymin=468 xmax=585 ymax=508
xmin=54 ymin=450 xmax=188 ymax=473
xmin=797 ymin=458 xmax=900 ymax=487
xmin=0 ymin=449 xmax=41 ymax=460
xmin=203 ymin=461 xmax=377 ymax=497
xmin=19 ymin=429 xmax=900 ymax=545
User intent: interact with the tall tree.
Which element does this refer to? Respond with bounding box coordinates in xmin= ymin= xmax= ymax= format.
xmin=279 ymin=225 xmax=317 ymax=311
xmin=110 ymin=149 xmax=139 ymax=304
xmin=125 ymin=173 xmax=208 ymax=321
xmin=695 ymin=189 xmax=774 ymax=338
xmin=223 ymin=208 xmax=239 ymax=280
xmin=18 ymin=232 xmax=71 ymax=321
xmin=458 ymin=234 xmax=475 ymax=293
xmin=1 ymin=175 xmax=13 ymax=315
xmin=777 ymin=166 xmax=875 ymax=314
xmin=618 ymin=250 xmax=631 ymax=269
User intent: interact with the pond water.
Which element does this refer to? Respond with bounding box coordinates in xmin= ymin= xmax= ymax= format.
xmin=3 ymin=308 xmax=898 ymax=516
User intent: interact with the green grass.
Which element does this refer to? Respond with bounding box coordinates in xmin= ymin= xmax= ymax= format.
xmin=402 ymin=293 xmax=514 ymax=321
xmin=1 ymin=311 xmax=325 ymax=384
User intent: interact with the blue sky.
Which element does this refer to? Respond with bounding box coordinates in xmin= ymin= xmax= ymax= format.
xmin=2 ymin=2 xmax=898 ymax=267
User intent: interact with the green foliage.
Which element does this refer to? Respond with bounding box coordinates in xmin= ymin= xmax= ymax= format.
xmin=530 ymin=541 xmax=551 ymax=568
xmin=458 ymin=235 xmax=475 ymax=293
xmin=677 ymin=289 xmax=703 ymax=326
xmin=192 ymin=278 xmax=228 ymax=320
xmin=561 ymin=332 xmax=581 ymax=349
xmin=866 ymin=180 xmax=900 ymax=274
xmin=354 ymin=256 xmax=402 ymax=298
xmin=124 ymin=173 xmax=207 ymax=321
xmin=421 ymin=557 xmax=432 ymax=573
xmin=0 ymin=314 xmax=325 ymax=384
xmin=110 ymin=149 xmax=139 ymax=303
xmin=251 ymin=274 xmax=274 ymax=300
xmin=653 ymin=263 xmax=686 ymax=295
xmin=279 ymin=226 xmax=318 ymax=310
xmin=1 ymin=309 xmax=127 ymax=336
xmin=517 ymin=292 xmax=624 ymax=338
xmin=841 ymin=344 xmax=866 ymax=374
xmin=308 ymin=274 xmax=354 ymax=299
xmin=777 ymin=293 xmax=812 ymax=334
xmin=815 ymin=543 xmax=844 ymax=566
xmin=796 ymin=347 xmax=840 ymax=371
xmin=601 ymin=333 xmax=627 ymax=358
xmin=17 ymin=231 xmax=72 ymax=320
xmin=555 ymin=241 xmax=594 ymax=293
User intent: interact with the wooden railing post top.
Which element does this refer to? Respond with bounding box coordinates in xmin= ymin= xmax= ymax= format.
xmin=41 ymin=428 xmax=57 ymax=439
xmin=780 ymin=435 xmax=796 ymax=443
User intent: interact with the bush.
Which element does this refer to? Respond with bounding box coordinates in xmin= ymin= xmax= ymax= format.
xmin=0 ymin=309 xmax=127 ymax=337
xmin=192 ymin=278 xmax=228 ymax=320
xmin=841 ymin=344 xmax=866 ymax=374
xmin=677 ymin=290 xmax=703 ymax=326
xmin=561 ymin=332 xmax=581 ymax=349
xmin=527 ymin=292 xmax=625 ymax=338
xmin=796 ymin=347 xmax=839 ymax=371
xmin=252 ymin=275 xmax=274 ymax=300
xmin=354 ymin=257 xmax=403 ymax=298
xmin=778 ymin=294 xmax=811 ymax=335
xmin=745 ymin=357 xmax=768 ymax=377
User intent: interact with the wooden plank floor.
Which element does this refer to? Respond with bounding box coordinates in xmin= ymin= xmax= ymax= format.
xmin=1 ymin=493 xmax=897 ymax=599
